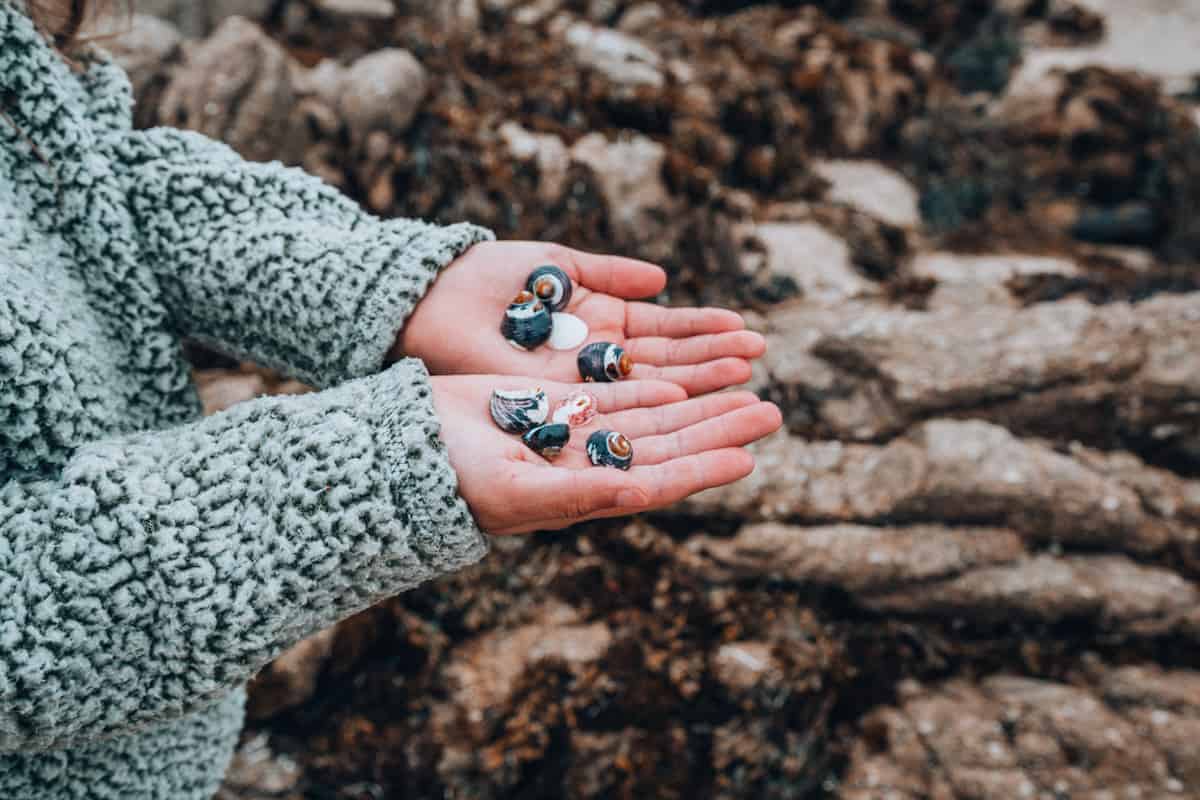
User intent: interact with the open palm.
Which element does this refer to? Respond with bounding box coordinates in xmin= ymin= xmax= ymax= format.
xmin=431 ymin=375 xmax=782 ymax=535
xmin=400 ymin=242 xmax=765 ymax=397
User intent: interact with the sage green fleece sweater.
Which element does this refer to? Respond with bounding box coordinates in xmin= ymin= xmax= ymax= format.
xmin=0 ymin=3 xmax=495 ymax=797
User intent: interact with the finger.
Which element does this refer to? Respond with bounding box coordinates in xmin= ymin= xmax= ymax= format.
xmin=506 ymin=464 xmax=635 ymax=531
xmin=633 ymin=402 xmax=782 ymax=465
xmin=624 ymin=330 xmax=766 ymax=367
xmin=550 ymin=379 xmax=687 ymax=414
xmin=588 ymin=448 xmax=757 ymax=518
xmin=496 ymin=446 xmax=760 ymax=534
xmin=488 ymin=376 xmax=685 ymax=413
xmin=564 ymin=249 xmax=667 ymax=299
xmin=630 ymin=358 xmax=754 ymax=396
xmin=624 ymin=303 xmax=746 ymax=338
xmin=602 ymin=391 xmax=761 ymax=439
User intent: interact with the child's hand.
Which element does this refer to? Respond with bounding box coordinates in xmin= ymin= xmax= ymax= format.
xmin=431 ymin=375 xmax=782 ymax=535
xmin=399 ymin=242 xmax=766 ymax=397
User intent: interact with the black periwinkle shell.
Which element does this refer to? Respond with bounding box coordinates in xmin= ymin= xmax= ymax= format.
xmin=501 ymin=290 xmax=553 ymax=350
xmin=577 ymin=342 xmax=633 ymax=383
xmin=526 ymin=265 xmax=573 ymax=312
xmin=586 ymin=430 xmax=633 ymax=470
xmin=522 ymin=423 xmax=570 ymax=459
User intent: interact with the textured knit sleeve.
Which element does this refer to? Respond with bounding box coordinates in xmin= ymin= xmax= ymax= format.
xmin=0 ymin=358 xmax=488 ymax=752
xmin=118 ymin=127 xmax=495 ymax=389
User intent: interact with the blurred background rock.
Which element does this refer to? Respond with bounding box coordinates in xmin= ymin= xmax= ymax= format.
xmin=95 ymin=1 xmax=1200 ymax=797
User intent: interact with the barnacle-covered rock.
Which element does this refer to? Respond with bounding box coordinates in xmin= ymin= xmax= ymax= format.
xmin=501 ymin=291 xmax=553 ymax=351
xmin=577 ymin=342 xmax=632 ymax=383
xmin=587 ymin=430 xmax=633 ymax=470
xmin=522 ymin=423 xmax=570 ymax=460
xmin=490 ymin=388 xmax=549 ymax=434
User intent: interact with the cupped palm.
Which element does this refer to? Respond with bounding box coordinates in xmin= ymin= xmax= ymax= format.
xmin=400 ymin=242 xmax=766 ymax=397
xmin=431 ymin=375 xmax=782 ymax=535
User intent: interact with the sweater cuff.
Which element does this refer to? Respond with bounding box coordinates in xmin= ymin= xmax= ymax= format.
xmin=371 ymin=358 xmax=490 ymax=574
xmin=342 ymin=220 xmax=495 ymax=383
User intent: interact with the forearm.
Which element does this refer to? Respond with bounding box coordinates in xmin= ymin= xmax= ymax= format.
xmin=121 ymin=128 xmax=493 ymax=388
xmin=0 ymin=359 xmax=487 ymax=752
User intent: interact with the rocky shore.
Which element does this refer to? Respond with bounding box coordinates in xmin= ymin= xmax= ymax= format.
xmin=104 ymin=1 xmax=1200 ymax=796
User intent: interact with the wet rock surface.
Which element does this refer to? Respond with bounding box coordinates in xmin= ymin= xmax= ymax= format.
xmin=118 ymin=0 xmax=1200 ymax=796
xmin=841 ymin=665 xmax=1200 ymax=799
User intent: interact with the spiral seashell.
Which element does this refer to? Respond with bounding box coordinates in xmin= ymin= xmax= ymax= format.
xmin=552 ymin=391 xmax=599 ymax=428
xmin=526 ymin=265 xmax=573 ymax=312
xmin=577 ymin=342 xmax=633 ymax=383
xmin=501 ymin=290 xmax=553 ymax=351
xmin=490 ymin=387 xmax=550 ymax=434
xmin=522 ymin=423 xmax=570 ymax=459
xmin=586 ymin=430 xmax=633 ymax=470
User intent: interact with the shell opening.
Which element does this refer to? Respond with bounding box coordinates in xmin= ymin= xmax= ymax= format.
xmin=609 ymin=433 xmax=632 ymax=457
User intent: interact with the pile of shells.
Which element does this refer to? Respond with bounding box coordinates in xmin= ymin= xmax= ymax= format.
xmin=491 ymin=268 xmax=634 ymax=466
xmin=501 ymin=265 xmax=589 ymax=352
xmin=489 ymin=387 xmax=571 ymax=459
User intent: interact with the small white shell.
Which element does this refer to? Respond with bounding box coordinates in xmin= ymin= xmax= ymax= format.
xmin=548 ymin=312 xmax=589 ymax=351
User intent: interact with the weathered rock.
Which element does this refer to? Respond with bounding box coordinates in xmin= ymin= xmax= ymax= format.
xmin=710 ymin=641 xmax=784 ymax=694
xmin=313 ymin=0 xmax=395 ymax=18
xmin=692 ymin=523 xmax=1025 ymax=593
xmin=685 ymin=421 xmax=1180 ymax=556
xmin=133 ymin=0 xmax=273 ymax=38
xmin=159 ymin=16 xmax=302 ymax=163
xmin=909 ymin=252 xmax=1081 ymax=309
xmin=745 ymin=222 xmax=879 ymax=304
xmin=337 ymin=49 xmax=429 ymax=145
xmin=865 ymin=554 xmax=1198 ymax=634
xmin=910 ymin=64 xmax=1200 ymax=258
xmin=563 ymin=21 xmax=664 ymax=91
xmin=214 ymin=732 xmax=303 ymax=800
xmin=498 ymin=121 xmax=569 ymax=203
xmin=569 ymin=132 xmax=674 ymax=249
xmin=443 ymin=603 xmax=613 ymax=726
xmin=844 ymin=667 xmax=1194 ymax=800
xmin=103 ymin=13 xmax=182 ymax=102
xmin=394 ymin=0 xmax=481 ymax=34
xmin=617 ymin=2 xmax=664 ymax=34
xmin=813 ymin=160 xmax=921 ymax=228
xmin=1013 ymin=0 xmax=1200 ymax=96
xmin=245 ymin=628 xmax=337 ymax=720
xmin=756 ymin=293 xmax=1200 ymax=459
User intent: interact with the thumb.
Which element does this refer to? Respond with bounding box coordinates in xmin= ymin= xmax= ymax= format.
xmin=504 ymin=465 xmax=643 ymax=533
